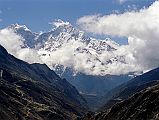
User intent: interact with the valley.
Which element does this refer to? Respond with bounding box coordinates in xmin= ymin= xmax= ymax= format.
xmin=2 ymin=22 xmax=135 ymax=110
xmin=1 ymin=43 xmax=159 ymax=120
xmin=0 ymin=0 xmax=159 ymax=118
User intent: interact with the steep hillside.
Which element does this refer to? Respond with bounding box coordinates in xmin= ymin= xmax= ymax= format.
xmin=82 ymin=82 xmax=159 ymax=120
xmin=80 ymin=66 xmax=159 ymax=120
xmin=0 ymin=45 xmax=87 ymax=120
xmin=98 ymin=67 xmax=159 ymax=110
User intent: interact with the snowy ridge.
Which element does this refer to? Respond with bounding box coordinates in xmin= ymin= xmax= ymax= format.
xmin=52 ymin=19 xmax=70 ymax=28
xmin=9 ymin=23 xmax=31 ymax=32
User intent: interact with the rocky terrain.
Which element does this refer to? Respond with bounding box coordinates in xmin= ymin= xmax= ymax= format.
xmin=81 ymin=82 xmax=159 ymax=120
xmin=81 ymin=67 xmax=159 ymax=120
xmin=99 ymin=66 xmax=159 ymax=111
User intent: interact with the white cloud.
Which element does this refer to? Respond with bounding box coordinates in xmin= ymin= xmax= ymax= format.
xmin=1 ymin=0 xmax=159 ymax=76
xmin=0 ymin=28 xmax=42 ymax=63
xmin=0 ymin=28 xmax=23 ymax=54
xmin=77 ymin=1 xmax=159 ymax=72
xmin=0 ymin=25 xmax=144 ymax=76
xmin=37 ymin=39 xmax=140 ymax=75
xmin=77 ymin=2 xmax=159 ymax=37
xmin=39 ymin=40 xmax=86 ymax=69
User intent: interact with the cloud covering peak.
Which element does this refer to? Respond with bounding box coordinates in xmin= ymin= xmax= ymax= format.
xmin=0 ymin=28 xmax=42 ymax=63
xmin=0 ymin=25 xmax=138 ymax=76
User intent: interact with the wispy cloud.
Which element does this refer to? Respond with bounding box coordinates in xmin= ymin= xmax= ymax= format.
xmin=117 ymin=0 xmax=129 ymax=3
xmin=0 ymin=10 xmax=3 ymax=22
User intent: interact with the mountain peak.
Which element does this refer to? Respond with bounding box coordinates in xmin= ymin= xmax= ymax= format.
xmin=52 ymin=19 xmax=71 ymax=28
xmin=9 ymin=23 xmax=31 ymax=32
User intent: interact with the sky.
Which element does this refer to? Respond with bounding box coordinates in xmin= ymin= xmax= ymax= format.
xmin=0 ymin=0 xmax=157 ymax=45
xmin=0 ymin=0 xmax=155 ymax=31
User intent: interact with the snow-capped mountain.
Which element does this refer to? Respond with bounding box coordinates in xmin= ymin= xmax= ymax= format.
xmin=87 ymin=38 xmax=118 ymax=53
xmin=9 ymin=20 xmax=117 ymax=53
xmin=7 ymin=20 xmax=128 ymax=76
xmin=8 ymin=23 xmax=38 ymax=48
xmin=38 ymin=20 xmax=90 ymax=51
xmin=2 ymin=20 xmax=137 ymax=102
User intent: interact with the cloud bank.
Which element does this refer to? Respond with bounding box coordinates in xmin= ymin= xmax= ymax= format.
xmin=38 ymin=40 xmax=139 ymax=75
xmin=77 ymin=1 xmax=159 ymax=72
xmin=0 ymin=28 xmax=42 ymax=63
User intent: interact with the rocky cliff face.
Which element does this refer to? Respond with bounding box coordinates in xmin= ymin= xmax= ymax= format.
xmin=0 ymin=45 xmax=87 ymax=120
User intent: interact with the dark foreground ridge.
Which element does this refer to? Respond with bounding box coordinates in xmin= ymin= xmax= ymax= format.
xmin=0 ymin=45 xmax=87 ymax=120
xmin=99 ymin=66 xmax=159 ymax=111
xmin=81 ymin=66 xmax=159 ymax=120
xmin=81 ymin=81 xmax=159 ymax=120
